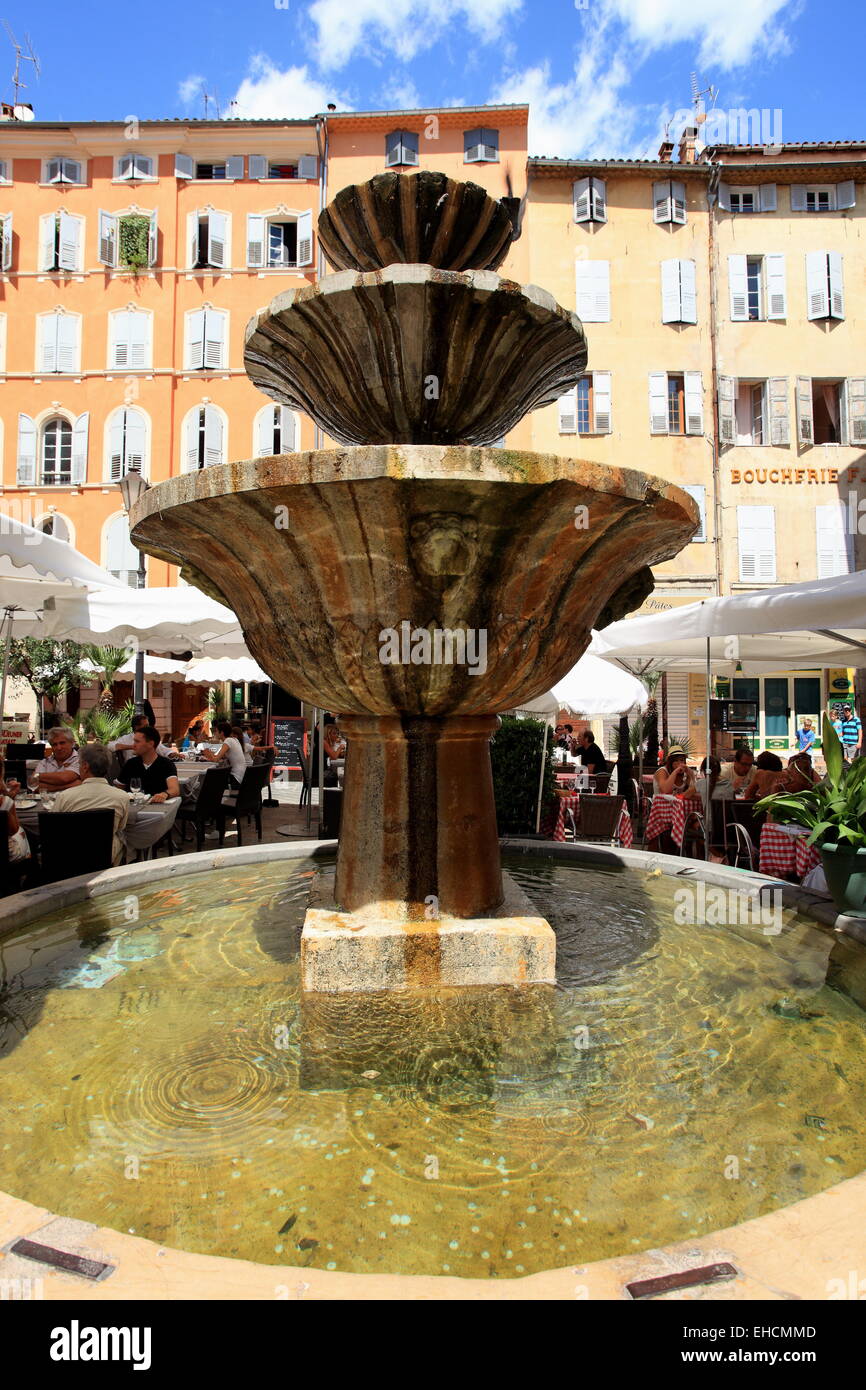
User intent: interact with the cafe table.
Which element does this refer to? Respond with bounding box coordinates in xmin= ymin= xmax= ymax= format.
xmin=758 ymin=822 xmax=822 ymax=881
xmin=643 ymin=793 xmax=704 ymax=850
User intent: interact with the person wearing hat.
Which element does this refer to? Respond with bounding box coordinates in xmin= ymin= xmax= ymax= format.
xmin=653 ymin=745 xmax=695 ymax=796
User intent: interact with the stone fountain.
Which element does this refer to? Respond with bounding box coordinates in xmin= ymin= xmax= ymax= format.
xmin=131 ymin=171 xmax=698 ymax=993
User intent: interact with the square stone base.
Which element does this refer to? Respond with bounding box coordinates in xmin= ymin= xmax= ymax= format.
xmin=301 ymin=869 xmax=556 ymax=993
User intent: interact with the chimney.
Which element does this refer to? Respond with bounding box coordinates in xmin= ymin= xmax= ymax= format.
xmin=657 ymin=138 xmax=674 ymax=163
xmin=678 ymin=123 xmax=698 ymax=165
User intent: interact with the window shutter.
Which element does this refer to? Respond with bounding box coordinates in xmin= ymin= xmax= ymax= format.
xmin=679 ymin=259 xmax=697 ymax=323
xmin=39 ymin=214 xmax=56 ymax=271
xmin=728 ymin=254 xmax=748 ymax=320
xmin=249 ymin=155 xmax=268 ymax=179
xmin=117 ymin=153 xmax=134 ymax=181
xmin=464 ymin=128 xmax=482 ymax=162
xmin=402 ymin=132 xmax=419 ymax=166
xmin=148 ymin=209 xmax=158 ymax=266
xmin=737 ymin=504 xmax=776 ymax=582
xmin=58 ymin=211 xmax=80 ymax=271
xmin=125 ymin=409 xmax=147 ymax=473
xmin=796 ymin=376 xmax=814 ymax=444
xmin=109 ymin=410 xmax=125 ymax=480
xmin=187 ymin=308 xmax=205 ymax=369
xmin=204 ymin=406 xmax=223 ymax=467
xmin=46 ymin=158 xmax=62 ymax=183
xmin=671 ymin=179 xmax=686 ymax=224
xmin=815 ymin=503 xmax=852 ymax=578
xmin=660 ymin=258 xmax=681 ymax=322
xmin=573 ymin=177 xmax=591 ymax=224
xmin=592 ymin=371 xmax=612 ymax=433
xmin=188 ymin=212 xmax=199 ymax=268
xmin=296 ymin=209 xmax=313 ymax=267
xmin=652 ymin=180 xmax=670 ymax=224
xmin=836 ymin=180 xmax=856 ymax=210
xmin=681 ymin=483 xmax=706 ymax=542
xmin=175 ymin=154 xmax=194 ymax=179
xmin=847 ymin=377 xmax=866 ymax=444
xmin=110 ymin=311 xmax=129 ymax=368
xmin=98 ymin=210 xmax=117 ymax=266
xmin=183 ymin=409 xmax=200 ymax=472
xmin=790 ymin=185 xmax=807 ymax=212
xmin=129 ymin=311 xmax=150 ymax=368
xmin=591 ymin=178 xmax=607 ymax=223
xmin=256 ymin=407 xmax=274 ymax=457
xmin=226 ymin=156 xmax=244 ymax=181
xmin=717 ymin=182 xmax=731 ymax=211
xmin=0 ymin=160 xmax=8 ymax=182
xmin=480 ymin=129 xmax=498 ymax=160
xmin=575 ymin=259 xmax=592 ymax=319
xmin=684 ymin=372 xmax=703 ymax=435
xmin=828 ymin=251 xmax=844 ymax=319
xmin=298 ymin=154 xmax=318 ymax=179
xmin=203 ymin=310 xmax=226 ymax=369
xmin=649 ymin=373 xmax=668 ymax=434
xmin=1 ymin=212 xmax=11 ymax=271
xmin=38 ymin=315 xmax=56 ymax=372
xmin=16 ymin=413 xmax=36 ymax=484
xmin=208 ymin=210 xmax=227 ymax=268
xmin=768 ymin=377 xmax=789 ymax=445
xmin=759 ymin=184 xmax=777 ymax=212
xmin=385 ymin=131 xmax=401 ymax=167
xmin=58 ymin=315 xmax=79 ymax=372
xmin=246 ymin=213 xmax=265 ymax=268
xmin=718 ymin=374 xmax=736 ymax=445
xmin=281 ymin=406 xmax=297 ymax=451
xmin=765 ymin=253 xmax=786 ymax=319
xmin=71 ymin=412 xmax=89 ymax=484
xmin=576 ymin=260 xmax=609 ymax=321
xmin=805 ymin=250 xmax=829 ymax=320
xmin=66 ymin=160 xmax=82 ymax=185
xmin=557 ymin=388 xmax=577 ymax=434
xmin=839 ymin=378 xmax=850 ymax=447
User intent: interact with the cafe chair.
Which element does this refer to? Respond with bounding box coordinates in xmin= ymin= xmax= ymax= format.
xmin=0 ymin=809 xmax=30 ymax=896
xmin=38 ymin=809 xmax=115 ymax=884
xmin=176 ymin=767 xmax=231 ymax=852
xmin=576 ymin=793 xmax=625 ymax=844
xmin=217 ymin=764 xmax=272 ymax=846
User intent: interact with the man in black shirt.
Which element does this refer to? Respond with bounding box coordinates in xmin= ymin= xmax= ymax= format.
xmin=116 ymin=727 xmax=180 ymax=803
xmin=578 ymin=730 xmax=608 ymax=775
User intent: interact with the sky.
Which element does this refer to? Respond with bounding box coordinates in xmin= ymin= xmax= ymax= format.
xmin=2 ymin=0 xmax=864 ymax=158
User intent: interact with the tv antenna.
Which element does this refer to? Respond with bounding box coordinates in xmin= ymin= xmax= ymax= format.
xmin=690 ymin=71 xmax=718 ymax=119
xmin=3 ymin=22 xmax=40 ymax=107
xmin=203 ymin=90 xmax=221 ymax=119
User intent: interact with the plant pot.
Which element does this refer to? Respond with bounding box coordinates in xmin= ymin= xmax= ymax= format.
xmin=819 ymin=842 xmax=866 ymax=918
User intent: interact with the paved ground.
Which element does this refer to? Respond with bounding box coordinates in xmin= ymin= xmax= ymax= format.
xmin=170 ymin=777 xmax=328 ymax=856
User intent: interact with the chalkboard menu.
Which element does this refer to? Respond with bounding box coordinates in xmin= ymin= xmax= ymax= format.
xmin=270 ymin=716 xmax=307 ymax=770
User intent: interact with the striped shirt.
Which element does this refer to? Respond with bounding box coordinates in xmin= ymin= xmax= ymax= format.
xmin=839 ymin=717 xmax=861 ymax=746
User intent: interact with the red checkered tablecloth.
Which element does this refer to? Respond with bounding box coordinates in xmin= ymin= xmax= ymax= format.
xmin=553 ymin=795 xmax=633 ymax=846
xmin=758 ymin=824 xmax=822 ymax=880
xmin=644 ymin=794 xmax=703 ymax=850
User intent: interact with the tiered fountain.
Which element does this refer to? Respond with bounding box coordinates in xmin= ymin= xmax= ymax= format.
xmin=130 ymin=170 xmax=698 ymax=992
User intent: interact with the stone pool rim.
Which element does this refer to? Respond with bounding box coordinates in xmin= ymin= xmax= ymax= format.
xmin=2 ymin=838 xmax=865 ymax=1301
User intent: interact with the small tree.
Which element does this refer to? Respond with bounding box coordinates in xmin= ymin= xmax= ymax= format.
xmin=0 ymin=637 xmax=90 ymax=734
xmin=85 ymin=645 xmax=132 ymax=713
xmin=490 ymin=715 xmax=556 ymax=835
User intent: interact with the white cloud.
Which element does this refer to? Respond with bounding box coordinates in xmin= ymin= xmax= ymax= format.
xmin=601 ymin=0 xmax=797 ymax=70
xmin=378 ymin=76 xmax=422 ymax=110
xmin=308 ymin=0 xmax=523 ymax=70
xmin=491 ymin=47 xmax=645 ymax=160
xmin=232 ymin=56 xmax=352 ymax=119
xmin=178 ymin=74 xmax=205 ymax=106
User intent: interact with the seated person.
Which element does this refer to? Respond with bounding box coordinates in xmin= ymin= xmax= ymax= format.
xmin=53 ymin=743 xmax=130 ymax=866
xmin=653 ymin=745 xmax=696 ymax=796
xmin=200 ymin=719 xmax=250 ymax=788
xmin=0 ymin=758 xmax=31 ymax=863
xmin=745 ymin=750 xmax=787 ymax=801
xmin=34 ymin=727 xmax=81 ymax=792
xmin=785 ymin=751 xmax=821 ymax=794
xmin=179 ymin=720 xmax=204 ymax=751
xmin=717 ymin=746 xmax=755 ymax=795
xmin=111 ymin=712 xmax=174 ymax=761
xmin=578 ymin=730 xmax=608 ymax=775
xmin=323 ymin=718 xmax=347 ymax=763
xmin=115 ymin=727 xmax=180 ymax=803
xmin=695 ymin=755 xmax=730 ymax=802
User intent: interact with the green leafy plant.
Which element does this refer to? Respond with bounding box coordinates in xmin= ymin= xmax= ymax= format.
xmin=118 ymin=214 xmax=150 ymax=271
xmin=756 ymin=715 xmax=866 ymax=851
xmin=663 ymin=734 xmax=693 ymax=760
xmin=610 ymin=718 xmax=646 ymax=757
xmin=62 ymin=700 xmax=134 ymax=746
xmin=207 ymin=684 xmax=227 ymax=730
xmin=490 ymin=715 xmax=556 ymax=835
xmin=0 ymin=637 xmax=90 ymax=733
xmin=85 ymin=645 xmax=132 ymax=712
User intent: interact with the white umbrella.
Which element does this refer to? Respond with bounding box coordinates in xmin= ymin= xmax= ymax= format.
xmin=79 ymin=655 xmax=189 ymax=683
xmin=184 ymin=656 xmax=271 ymax=685
xmin=42 ymin=585 xmax=242 ymax=654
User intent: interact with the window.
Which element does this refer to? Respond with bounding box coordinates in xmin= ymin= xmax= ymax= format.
xmin=38 ymin=212 xmax=83 ymax=272
xmin=385 ymin=131 xmax=419 ymax=168
xmin=185 ymin=308 xmax=228 ymax=370
xmin=0 ymin=212 xmax=11 ymax=271
xmin=718 ymin=183 xmax=776 ymax=214
xmin=806 ymin=251 xmax=844 ymax=321
xmin=197 ymin=162 xmax=226 ymax=180
xmin=115 ymin=153 xmax=155 ymax=181
xmin=246 ymin=211 xmax=313 ymax=268
xmin=812 ymin=380 xmax=843 ymax=445
xmin=189 ymin=210 xmax=229 ymax=270
xmin=38 ymin=513 xmax=70 ymax=542
xmin=183 ymin=405 xmax=224 ymax=471
xmin=790 ymin=181 xmax=856 ymax=214
xmin=681 ymin=484 xmax=706 ymax=542
xmin=815 ymin=503 xmax=853 ymax=578
xmin=43 ymin=158 xmax=84 ymax=185
xmin=737 ymin=504 xmax=776 ymax=582
xmin=248 ymin=155 xmax=318 ymax=180
xmin=730 ymin=381 xmax=767 ymax=445
xmin=660 ymin=258 xmax=697 ymax=324
xmin=0 ymin=160 xmax=11 ymax=184
xmin=107 ymin=407 xmax=147 ymax=481
xmin=21 ymin=413 xmax=89 ymax=487
xmin=255 ymin=404 xmax=297 ymax=456
xmin=108 ymin=310 xmax=152 ymax=370
xmin=575 ymin=260 xmax=610 ymax=321
xmin=36 ymin=312 xmax=81 ymax=373
xmin=649 ymin=372 xmax=703 ymax=436
xmin=795 ymin=377 xmax=865 ymax=446
xmin=41 ymin=418 xmax=72 ymax=484
xmin=653 ymin=179 xmax=686 ymax=224
xmin=719 ymin=376 xmax=789 ymax=447
xmin=728 ymin=253 xmax=786 ymax=321
xmin=105 ymin=513 xmax=143 ymax=586
xmin=573 ymin=177 xmax=607 ymax=224
xmin=464 ymin=128 xmax=499 ymax=162
xmin=557 ymin=372 xmax=611 ymax=434
xmin=98 ymin=210 xmax=158 ymax=270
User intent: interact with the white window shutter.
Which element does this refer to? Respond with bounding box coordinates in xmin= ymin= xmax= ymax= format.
xmin=175 ymin=154 xmax=194 ymax=180
xmin=652 ymin=180 xmax=670 ymax=224
xmin=660 ymin=258 xmax=681 ymax=323
xmin=671 ymin=180 xmax=686 ymax=224
xmin=828 ymin=251 xmax=844 ymax=319
xmin=737 ymin=504 xmax=776 ymax=583
xmin=249 ymin=155 xmax=268 ymax=179
xmin=592 ymin=372 xmax=612 ymax=433
xmin=208 ymin=211 xmax=227 ymax=268
xmin=98 ymin=210 xmax=117 ymax=266
xmin=16 ymin=413 xmax=36 ymax=484
xmin=681 ymin=484 xmax=706 ymax=542
xmin=256 ymin=407 xmax=274 ymax=457
xmin=38 ymin=315 xmax=56 ymax=372
xmin=148 ymin=209 xmax=158 ymax=266
xmin=204 ymin=406 xmax=223 ymax=467
xmin=188 ymin=212 xmax=199 ymax=268
xmin=247 ymin=213 xmax=266 ymax=268
xmin=38 ymin=214 xmax=56 ymax=271
xmin=790 ymin=185 xmax=807 ymax=212
xmin=0 ymin=212 xmax=10 ymax=272
xmin=183 ymin=410 xmax=200 ymax=472
xmin=58 ymin=211 xmax=80 ymax=271
xmin=58 ymin=315 xmax=79 ymax=372
xmin=573 ymin=177 xmax=591 ymax=224
xmin=576 ymin=261 xmax=609 ymax=321
xmin=281 ymin=406 xmax=297 ymax=451
xmin=226 ymin=155 xmax=244 ymax=181
xmin=591 ymin=179 xmax=607 ymax=223
xmin=298 ymin=155 xmax=318 ymax=180
xmin=806 ymin=250 xmax=829 ymax=320
xmin=728 ymin=254 xmax=748 ymax=320
xmin=836 ymin=180 xmax=856 ymax=210
xmin=839 ymin=379 xmax=850 ymax=447
xmin=684 ymin=372 xmax=703 ymax=435
xmin=46 ymin=158 xmax=62 ymax=183
xmin=768 ymin=377 xmax=789 ymax=445
xmin=203 ymin=309 xmax=226 ymax=369
xmin=117 ymin=153 xmax=134 ymax=181
xmin=765 ymin=254 xmax=787 ymax=319
xmin=187 ymin=309 xmax=205 ymax=369
xmin=125 ymin=409 xmax=147 ymax=473
xmin=593 ymin=260 xmax=610 ymax=320
xmin=129 ymin=311 xmax=150 ymax=368
xmin=71 ymin=412 xmax=89 ymax=484
xmin=575 ymin=260 xmax=593 ymax=319
xmin=816 ymin=503 xmax=852 ymax=578
xmin=718 ymin=375 xmax=736 ymax=446
xmin=109 ymin=410 xmax=125 ymax=480
xmin=110 ymin=311 xmax=128 ymax=368
xmin=557 ymin=388 xmax=577 ymax=434
xmin=679 ymin=259 xmax=697 ymax=323
xmin=649 ymin=373 xmax=668 ymax=434
xmin=796 ymin=376 xmax=814 ymax=445
xmin=717 ymin=182 xmax=731 ymax=212
xmin=759 ymin=184 xmax=777 ymax=212
xmin=296 ymin=209 xmax=313 ymax=267
xmin=847 ymin=377 xmax=866 ymax=445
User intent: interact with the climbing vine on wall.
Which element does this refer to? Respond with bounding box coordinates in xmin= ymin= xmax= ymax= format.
xmin=119 ymin=215 xmax=150 ymax=271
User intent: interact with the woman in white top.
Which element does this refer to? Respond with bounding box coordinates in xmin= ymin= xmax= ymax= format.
xmin=0 ymin=760 xmax=30 ymax=862
xmin=202 ymin=720 xmax=249 ymax=788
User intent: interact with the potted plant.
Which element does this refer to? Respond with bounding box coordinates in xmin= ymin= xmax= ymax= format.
xmin=756 ymin=715 xmax=866 ymax=917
